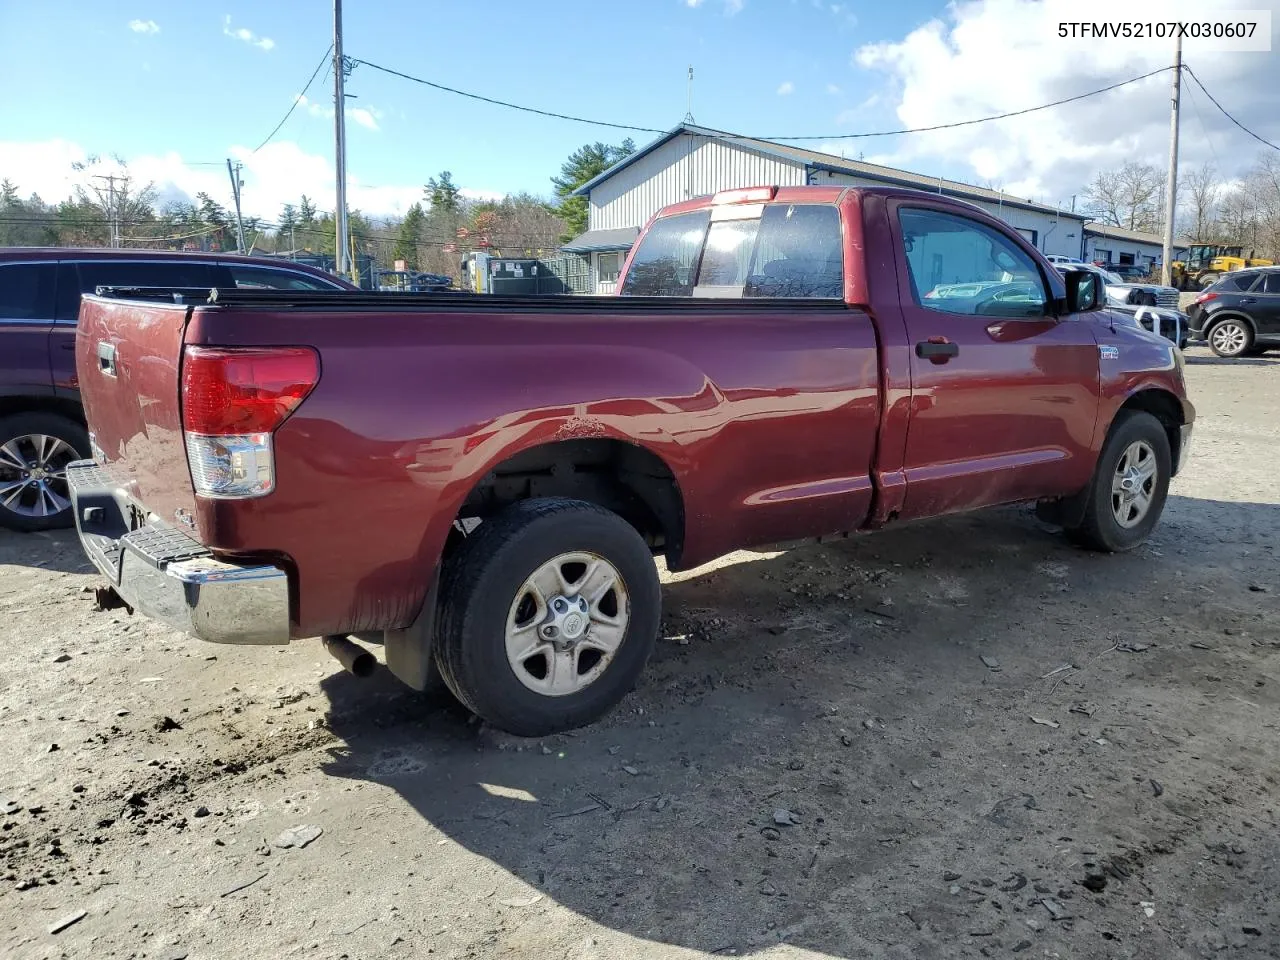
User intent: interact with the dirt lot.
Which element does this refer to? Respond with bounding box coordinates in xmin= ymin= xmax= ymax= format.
xmin=2 ymin=347 xmax=1278 ymax=960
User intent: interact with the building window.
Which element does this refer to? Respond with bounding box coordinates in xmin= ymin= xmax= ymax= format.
xmin=1016 ymin=227 xmax=1038 ymax=248
xmin=597 ymin=252 xmax=621 ymax=283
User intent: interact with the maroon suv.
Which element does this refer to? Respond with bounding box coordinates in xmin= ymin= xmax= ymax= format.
xmin=0 ymin=248 xmax=353 ymax=531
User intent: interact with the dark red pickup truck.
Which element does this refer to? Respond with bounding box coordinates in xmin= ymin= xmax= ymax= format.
xmin=67 ymin=186 xmax=1194 ymax=735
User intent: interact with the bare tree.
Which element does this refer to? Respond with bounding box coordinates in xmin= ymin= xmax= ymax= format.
xmin=71 ymin=155 xmax=158 ymax=246
xmin=1217 ymin=187 xmax=1261 ymax=252
xmin=1180 ymin=162 xmax=1220 ymax=242
xmin=1084 ymin=161 xmax=1166 ymax=233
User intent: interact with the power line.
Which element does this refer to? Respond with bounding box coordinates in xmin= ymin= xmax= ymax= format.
xmin=1183 ymin=64 xmax=1280 ymax=153
xmin=352 ymin=56 xmax=1173 ymax=143
xmin=763 ymin=66 xmax=1176 ymax=140
xmin=1180 ymin=70 xmax=1223 ymax=172
xmin=350 ymin=57 xmax=666 ymax=135
xmin=252 ymin=45 xmax=335 ymax=153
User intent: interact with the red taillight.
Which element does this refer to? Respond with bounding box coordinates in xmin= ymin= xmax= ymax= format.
xmin=182 ymin=347 xmax=320 ymax=436
xmin=1192 ymin=292 xmax=1219 ymax=305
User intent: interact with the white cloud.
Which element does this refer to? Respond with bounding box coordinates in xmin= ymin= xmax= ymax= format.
xmin=129 ymin=19 xmax=159 ymax=34
xmin=348 ymin=107 xmax=380 ymax=131
xmin=295 ymin=95 xmax=382 ymax=132
xmin=0 ymin=138 xmax=491 ymax=221
xmin=850 ymin=0 xmax=1280 ymax=203
xmin=777 ymin=81 xmax=795 ymax=96
xmin=685 ymin=0 xmax=743 ymax=12
xmin=223 ymin=15 xmax=275 ymax=52
xmin=826 ymin=83 xmax=841 ymax=95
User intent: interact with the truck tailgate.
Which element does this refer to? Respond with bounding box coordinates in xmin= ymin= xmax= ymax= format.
xmin=74 ymin=295 xmax=200 ymax=534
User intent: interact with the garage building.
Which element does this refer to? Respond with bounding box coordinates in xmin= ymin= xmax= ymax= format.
xmin=1081 ymin=222 xmax=1185 ymax=274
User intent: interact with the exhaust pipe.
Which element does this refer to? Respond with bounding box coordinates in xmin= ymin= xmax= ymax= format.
xmin=322 ymin=635 xmax=376 ymax=678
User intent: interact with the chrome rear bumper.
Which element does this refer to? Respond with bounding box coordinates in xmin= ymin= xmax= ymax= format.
xmin=66 ymin=460 xmax=290 ymax=645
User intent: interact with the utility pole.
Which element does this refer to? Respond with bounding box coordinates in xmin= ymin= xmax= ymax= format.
xmin=226 ymin=159 xmax=248 ymax=254
xmin=333 ymin=0 xmax=351 ymax=280
xmin=684 ymin=66 xmax=695 ymax=124
xmin=92 ymin=174 xmax=119 ymax=247
xmin=1160 ymin=36 xmax=1182 ymax=287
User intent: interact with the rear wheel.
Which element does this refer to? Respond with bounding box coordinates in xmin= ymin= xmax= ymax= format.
xmin=0 ymin=413 xmax=90 ymax=532
xmin=1198 ymin=272 xmax=1221 ymax=289
xmin=434 ymin=498 xmax=661 ymax=737
xmin=1066 ymin=411 xmax=1171 ymax=553
xmin=1208 ymin=318 xmax=1253 ymax=358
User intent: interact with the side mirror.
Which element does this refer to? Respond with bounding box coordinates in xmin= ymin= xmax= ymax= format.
xmin=1063 ymin=269 xmax=1103 ymax=313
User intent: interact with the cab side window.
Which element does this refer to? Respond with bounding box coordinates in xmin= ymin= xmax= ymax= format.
xmin=898 ymin=208 xmax=1048 ymax=318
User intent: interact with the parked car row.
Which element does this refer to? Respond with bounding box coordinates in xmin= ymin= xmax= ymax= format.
xmin=0 ymin=249 xmax=353 ymax=531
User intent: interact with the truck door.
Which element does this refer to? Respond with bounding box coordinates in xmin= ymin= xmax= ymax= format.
xmin=888 ymin=201 xmax=1101 ymax=520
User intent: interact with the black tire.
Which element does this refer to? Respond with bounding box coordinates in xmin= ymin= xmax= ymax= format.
xmin=434 ymin=498 xmax=661 ymax=737
xmin=1066 ymin=410 xmax=1171 ymax=553
xmin=0 ymin=412 xmax=90 ymax=532
xmin=1207 ymin=317 xmax=1254 ymax=358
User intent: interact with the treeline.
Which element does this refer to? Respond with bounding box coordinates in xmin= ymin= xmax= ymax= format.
xmin=0 ymin=140 xmax=637 ymax=281
xmin=1083 ymin=151 xmax=1280 ymax=258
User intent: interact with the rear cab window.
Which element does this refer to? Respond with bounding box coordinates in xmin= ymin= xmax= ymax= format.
xmin=619 ymin=202 xmax=844 ymax=299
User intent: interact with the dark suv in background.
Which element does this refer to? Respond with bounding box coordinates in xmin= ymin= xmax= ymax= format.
xmin=0 ymin=249 xmax=353 ymax=531
xmin=1187 ymin=267 xmax=1280 ymax=358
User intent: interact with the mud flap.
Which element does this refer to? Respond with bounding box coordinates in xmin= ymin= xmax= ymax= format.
xmin=383 ymin=575 xmax=440 ymax=691
xmin=1036 ymin=484 xmax=1090 ymax=529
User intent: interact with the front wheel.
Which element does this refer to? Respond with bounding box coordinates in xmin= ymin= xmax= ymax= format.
xmin=434 ymin=498 xmax=661 ymax=737
xmin=1066 ymin=411 xmax=1171 ymax=553
xmin=1208 ymin=319 xmax=1253 ymax=358
xmin=0 ymin=413 xmax=90 ymax=532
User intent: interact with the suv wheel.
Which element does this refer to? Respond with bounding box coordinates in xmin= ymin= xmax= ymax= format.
xmin=0 ymin=413 xmax=90 ymax=532
xmin=1208 ymin=319 xmax=1253 ymax=358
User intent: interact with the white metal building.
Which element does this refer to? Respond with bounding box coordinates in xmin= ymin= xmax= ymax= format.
xmin=1081 ymin=223 xmax=1185 ymax=273
xmin=568 ymin=123 xmax=1090 ymax=292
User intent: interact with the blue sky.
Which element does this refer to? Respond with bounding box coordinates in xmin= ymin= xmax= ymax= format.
xmin=1 ymin=0 xmax=1277 ymax=222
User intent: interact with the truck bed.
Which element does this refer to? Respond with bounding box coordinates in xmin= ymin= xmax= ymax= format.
xmin=75 ymin=288 xmax=883 ymax=637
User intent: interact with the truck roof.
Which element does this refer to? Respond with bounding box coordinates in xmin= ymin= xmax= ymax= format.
xmin=649 ymin=184 xmax=1000 ymax=220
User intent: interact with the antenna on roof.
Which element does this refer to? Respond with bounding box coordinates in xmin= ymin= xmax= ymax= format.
xmin=684 ymin=65 xmax=695 ymax=124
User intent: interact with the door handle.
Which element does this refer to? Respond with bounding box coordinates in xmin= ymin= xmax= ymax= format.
xmin=916 ymin=337 xmax=960 ymax=363
xmin=1239 ymin=297 xmax=1257 ymax=304
xmin=97 ymin=341 xmax=117 ymax=378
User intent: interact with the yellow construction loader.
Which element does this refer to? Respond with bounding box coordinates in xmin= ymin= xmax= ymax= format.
xmin=1172 ymin=244 xmax=1275 ymax=290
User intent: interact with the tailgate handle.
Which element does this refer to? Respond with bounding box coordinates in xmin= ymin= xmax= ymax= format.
xmin=97 ymin=342 xmax=117 ymax=378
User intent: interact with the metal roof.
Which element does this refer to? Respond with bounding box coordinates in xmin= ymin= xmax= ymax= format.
xmin=561 ymin=226 xmax=639 ymax=253
xmin=573 ymin=123 xmax=1088 ymax=221
xmin=1082 ymin=222 xmax=1184 ymax=247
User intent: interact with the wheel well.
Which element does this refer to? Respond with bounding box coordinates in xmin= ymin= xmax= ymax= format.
xmin=1205 ymin=312 xmax=1255 ymax=334
xmin=0 ymin=396 xmax=85 ymax=426
xmin=1118 ymin=390 xmax=1185 ymax=472
xmin=455 ymin=439 xmax=685 ymax=564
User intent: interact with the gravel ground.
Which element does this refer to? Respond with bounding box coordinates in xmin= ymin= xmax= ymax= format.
xmin=2 ymin=346 xmax=1278 ymax=960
